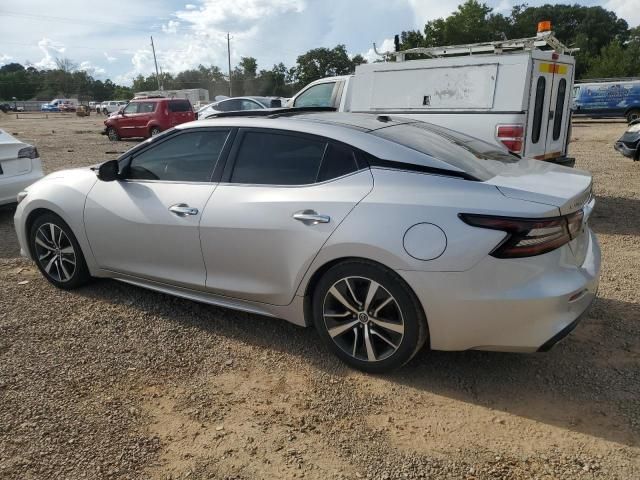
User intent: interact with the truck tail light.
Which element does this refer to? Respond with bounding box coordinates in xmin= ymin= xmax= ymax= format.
xmin=496 ymin=124 xmax=524 ymax=154
xmin=459 ymin=210 xmax=584 ymax=258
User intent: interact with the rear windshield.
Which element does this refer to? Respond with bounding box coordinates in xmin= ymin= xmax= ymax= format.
xmin=370 ymin=122 xmax=519 ymax=181
xmin=168 ymin=100 xmax=192 ymax=112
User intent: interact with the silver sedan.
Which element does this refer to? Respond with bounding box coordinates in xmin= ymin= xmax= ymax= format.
xmin=13 ymin=112 xmax=600 ymax=372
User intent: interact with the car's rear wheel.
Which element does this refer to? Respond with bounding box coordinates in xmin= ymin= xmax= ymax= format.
xmin=312 ymin=260 xmax=428 ymax=373
xmin=150 ymin=126 xmax=161 ymax=137
xmin=107 ymin=127 xmax=120 ymax=141
xmin=627 ymin=109 xmax=640 ymax=124
xmin=30 ymin=213 xmax=90 ymax=290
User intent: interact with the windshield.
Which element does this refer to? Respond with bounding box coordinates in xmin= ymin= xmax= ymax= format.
xmin=370 ymin=121 xmax=520 ymax=181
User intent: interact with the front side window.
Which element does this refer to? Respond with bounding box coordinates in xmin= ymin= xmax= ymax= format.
xmin=123 ymin=103 xmax=138 ymax=114
xmin=230 ymin=132 xmax=326 ymax=185
xmin=126 ymin=130 xmax=230 ymax=182
xmin=293 ymin=82 xmax=335 ymax=108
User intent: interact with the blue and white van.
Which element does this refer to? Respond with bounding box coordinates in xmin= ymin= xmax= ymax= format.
xmin=572 ymin=80 xmax=640 ymax=123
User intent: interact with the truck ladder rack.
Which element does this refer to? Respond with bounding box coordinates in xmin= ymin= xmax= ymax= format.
xmin=374 ymin=31 xmax=577 ymax=61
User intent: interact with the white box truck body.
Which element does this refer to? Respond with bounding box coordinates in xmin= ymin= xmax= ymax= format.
xmin=288 ymin=32 xmax=576 ymax=165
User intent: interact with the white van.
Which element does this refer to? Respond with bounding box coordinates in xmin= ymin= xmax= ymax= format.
xmin=288 ymin=29 xmax=576 ymax=166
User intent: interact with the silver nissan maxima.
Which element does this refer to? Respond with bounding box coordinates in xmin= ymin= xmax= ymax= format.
xmin=13 ymin=112 xmax=600 ymax=372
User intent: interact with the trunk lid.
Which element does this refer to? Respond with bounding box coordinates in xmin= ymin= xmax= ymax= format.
xmin=486 ymin=158 xmax=592 ymax=215
xmin=0 ymin=129 xmax=32 ymax=178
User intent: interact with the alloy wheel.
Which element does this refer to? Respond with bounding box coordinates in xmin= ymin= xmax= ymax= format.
xmin=34 ymin=223 xmax=77 ymax=283
xmin=322 ymin=276 xmax=404 ymax=362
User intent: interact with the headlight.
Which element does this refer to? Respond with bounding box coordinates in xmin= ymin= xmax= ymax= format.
xmin=16 ymin=191 xmax=28 ymax=204
xmin=627 ymin=123 xmax=640 ymax=133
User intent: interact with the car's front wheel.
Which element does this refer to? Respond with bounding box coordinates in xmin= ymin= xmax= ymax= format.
xmin=30 ymin=213 xmax=90 ymax=290
xmin=313 ymin=260 xmax=428 ymax=372
xmin=627 ymin=109 xmax=640 ymax=124
xmin=107 ymin=127 xmax=120 ymax=141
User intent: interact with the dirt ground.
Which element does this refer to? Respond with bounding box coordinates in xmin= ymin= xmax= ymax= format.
xmin=0 ymin=113 xmax=639 ymax=480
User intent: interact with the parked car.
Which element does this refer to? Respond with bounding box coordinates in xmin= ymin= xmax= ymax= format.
xmin=14 ymin=111 xmax=600 ymax=372
xmin=614 ymin=120 xmax=640 ymax=160
xmin=41 ymin=103 xmax=60 ymax=112
xmin=0 ymin=129 xmax=44 ymax=206
xmin=197 ymin=96 xmax=282 ymax=119
xmin=88 ymin=101 xmax=98 ymax=111
xmin=101 ymin=100 xmax=128 ymax=115
xmin=573 ymin=80 xmax=640 ymax=123
xmin=103 ymin=97 xmax=194 ymax=140
xmin=58 ymin=101 xmax=77 ymax=113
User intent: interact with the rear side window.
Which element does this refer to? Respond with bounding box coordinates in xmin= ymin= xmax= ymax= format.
xmin=371 ymin=122 xmax=519 ymax=181
xmin=532 ymin=77 xmax=546 ymax=144
xmin=168 ymin=100 xmax=192 ymax=112
xmin=126 ymin=130 xmax=230 ymax=182
xmin=318 ymin=143 xmax=358 ymax=182
xmin=230 ymin=132 xmax=326 ymax=185
xmin=553 ymin=78 xmax=567 ymax=141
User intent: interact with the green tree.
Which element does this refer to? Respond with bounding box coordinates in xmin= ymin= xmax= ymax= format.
xmin=293 ymin=44 xmax=367 ymax=88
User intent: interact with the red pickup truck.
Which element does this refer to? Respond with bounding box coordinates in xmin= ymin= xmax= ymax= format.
xmin=104 ymin=97 xmax=195 ymax=140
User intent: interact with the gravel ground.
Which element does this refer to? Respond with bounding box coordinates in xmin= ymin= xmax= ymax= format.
xmin=0 ymin=113 xmax=639 ymax=480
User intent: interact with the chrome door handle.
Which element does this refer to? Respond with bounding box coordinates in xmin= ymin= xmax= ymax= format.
xmin=293 ymin=210 xmax=330 ymax=225
xmin=169 ymin=203 xmax=199 ymax=217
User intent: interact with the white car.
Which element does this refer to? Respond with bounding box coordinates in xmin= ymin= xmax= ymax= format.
xmin=13 ymin=112 xmax=600 ymax=371
xmin=197 ymin=96 xmax=282 ymax=119
xmin=101 ymin=100 xmax=128 ymax=115
xmin=0 ymin=129 xmax=44 ymax=206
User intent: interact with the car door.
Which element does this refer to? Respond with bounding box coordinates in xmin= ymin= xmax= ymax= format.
xmin=199 ymin=129 xmax=374 ymax=306
xmin=168 ymin=100 xmax=194 ymax=127
xmin=543 ymin=62 xmax=573 ymax=159
xmin=116 ymin=102 xmax=140 ymax=135
xmin=84 ymin=128 xmax=233 ymax=289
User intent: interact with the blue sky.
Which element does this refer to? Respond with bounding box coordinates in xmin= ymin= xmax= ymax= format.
xmin=0 ymin=0 xmax=638 ymax=85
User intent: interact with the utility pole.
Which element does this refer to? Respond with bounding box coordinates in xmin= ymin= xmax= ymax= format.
xmin=227 ymin=32 xmax=232 ymax=97
xmin=150 ymin=36 xmax=162 ymax=90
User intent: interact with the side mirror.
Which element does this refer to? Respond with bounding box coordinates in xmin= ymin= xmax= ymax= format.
xmin=97 ymin=159 xmax=120 ymax=182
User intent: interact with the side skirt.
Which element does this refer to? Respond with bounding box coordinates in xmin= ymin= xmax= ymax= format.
xmin=97 ymin=269 xmax=308 ymax=327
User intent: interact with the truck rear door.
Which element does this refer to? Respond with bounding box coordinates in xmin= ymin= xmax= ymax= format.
xmin=525 ymin=59 xmax=573 ymax=161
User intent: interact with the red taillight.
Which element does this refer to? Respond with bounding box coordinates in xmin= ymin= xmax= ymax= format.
xmin=496 ymin=124 xmax=524 ymax=154
xmin=459 ymin=210 xmax=584 ymax=258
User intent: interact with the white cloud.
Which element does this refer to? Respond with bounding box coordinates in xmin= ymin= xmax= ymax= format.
xmin=104 ymin=52 xmax=117 ymax=63
xmin=34 ymin=38 xmax=66 ymax=69
xmin=162 ymin=20 xmax=180 ymax=34
xmin=78 ymin=60 xmax=106 ymax=76
xmin=0 ymin=54 xmax=13 ymax=65
xmin=605 ymin=0 xmax=640 ymax=27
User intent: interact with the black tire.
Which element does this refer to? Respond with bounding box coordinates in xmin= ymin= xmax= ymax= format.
xmin=150 ymin=126 xmax=161 ymax=137
xmin=627 ymin=109 xmax=640 ymax=124
xmin=107 ymin=127 xmax=120 ymax=141
xmin=312 ymin=259 xmax=428 ymax=373
xmin=29 ymin=212 xmax=91 ymax=290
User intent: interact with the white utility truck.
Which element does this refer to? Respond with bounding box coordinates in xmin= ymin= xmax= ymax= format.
xmin=288 ymin=26 xmax=577 ymax=166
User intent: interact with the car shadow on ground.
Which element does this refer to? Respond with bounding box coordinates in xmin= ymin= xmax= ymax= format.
xmin=75 ymin=279 xmax=640 ymax=449
xmin=592 ymin=195 xmax=640 ymax=236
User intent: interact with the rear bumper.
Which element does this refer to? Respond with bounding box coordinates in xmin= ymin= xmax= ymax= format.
xmin=614 ymin=141 xmax=638 ymax=160
xmin=397 ymin=229 xmax=601 ymax=352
